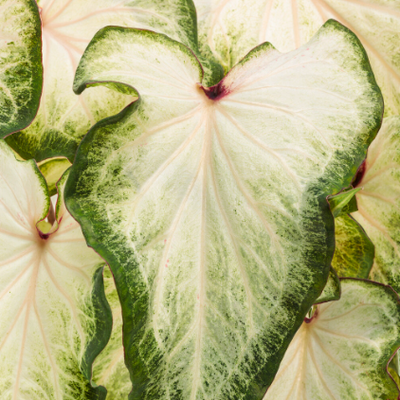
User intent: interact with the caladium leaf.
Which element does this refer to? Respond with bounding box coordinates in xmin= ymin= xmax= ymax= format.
xmin=314 ymin=266 xmax=340 ymax=304
xmin=195 ymin=0 xmax=400 ymax=116
xmin=92 ymin=267 xmax=131 ymax=399
xmin=352 ymin=117 xmax=400 ymax=292
xmin=0 ymin=140 xmax=112 ymax=399
xmin=328 ymin=187 xmax=360 ymax=218
xmin=38 ymin=157 xmax=72 ymax=196
xmin=5 ymin=0 xmax=200 ymax=162
xmin=264 ymin=279 xmax=400 ymax=400
xmin=332 ymin=213 xmax=374 ymax=279
xmin=0 ymin=0 xmax=42 ymax=138
xmin=65 ymin=21 xmax=382 ymax=398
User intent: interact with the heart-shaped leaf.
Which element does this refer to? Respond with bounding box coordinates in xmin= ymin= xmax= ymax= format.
xmin=65 ymin=21 xmax=382 ymax=398
xmin=92 ymin=266 xmax=131 ymax=399
xmin=352 ymin=117 xmax=400 ymax=292
xmin=264 ymin=279 xmax=400 ymax=400
xmin=5 ymin=0 xmax=201 ymax=162
xmin=195 ymin=0 xmax=400 ymax=116
xmin=0 ymin=140 xmax=112 ymax=399
xmin=0 ymin=0 xmax=42 ymax=138
xmin=332 ymin=213 xmax=374 ymax=279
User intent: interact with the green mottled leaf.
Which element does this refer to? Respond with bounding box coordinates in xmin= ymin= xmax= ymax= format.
xmin=0 ymin=140 xmax=111 ymax=399
xmin=195 ymin=0 xmax=400 ymax=116
xmin=6 ymin=0 xmax=199 ymax=162
xmin=353 ymin=116 xmax=400 ymax=292
xmin=328 ymin=187 xmax=360 ymax=218
xmin=332 ymin=213 xmax=374 ymax=278
xmin=65 ymin=21 xmax=382 ymax=398
xmin=264 ymin=279 xmax=400 ymax=400
xmin=92 ymin=266 xmax=131 ymax=400
xmin=38 ymin=157 xmax=72 ymax=196
xmin=0 ymin=0 xmax=42 ymax=138
xmin=314 ymin=266 xmax=340 ymax=304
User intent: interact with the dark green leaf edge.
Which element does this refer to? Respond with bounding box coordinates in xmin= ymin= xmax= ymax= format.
xmin=65 ymin=20 xmax=383 ymax=398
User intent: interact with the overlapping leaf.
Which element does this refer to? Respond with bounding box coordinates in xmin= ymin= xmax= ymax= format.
xmin=353 ymin=117 xmax=400 ymax=292
xmin=0 ymin=140 xmax=111 ymax=399
xmin=314 ymin=266 xmax=341 ymax=304
xmin=264 ymin=279 xmax=400 ymax=400
xmin=195 ymin=0 xmax=400 ymax=116
xmin=92 ymin=267 xmax=131 ymax=400
xmin=0 ymin=0 xmax=42 ymax=138
xmin=65 ymin=20 xmax=382 ymax=398
xmin=5 ymin=0 xmax=201 ymax=162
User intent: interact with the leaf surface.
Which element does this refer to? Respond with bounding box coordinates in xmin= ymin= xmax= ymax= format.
xmin=353 ymin=117 xmax=400 ymax=292
xmin=92 ymin=267 xmax=131 ymax=400
xmin=328 ymin=187 xmax=360 ymax=218
xmin=5 ymin=0 xmax=199 ymax=162
xmin=0 ymin=0 xmax=42 ymax=138
xmin=66 ymin=21 xmax=382 ymax=398
xmin=38 ymin=157 xmax=72 ymax=196
xmin=332 ymin=213 xmax=374 ymax=279
xmin=0 ymin=141 xmax=111 ymax=399
xmin=314 ymin=266 xmax=340 ymax=304
xmin=195 ymin=0 xmax=400 ymax=116
xmin=264 ymin=279 xmax=400 ymax=400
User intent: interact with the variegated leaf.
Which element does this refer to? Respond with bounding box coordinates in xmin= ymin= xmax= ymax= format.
xmin=38 ymin=157 xmax=72 ymax=196
xmin=65 ymin=21 xmax=382 ymax=398
xmin=0 ymin=0 xmax=42 ymax=138
xmin=0 ymin=140 xmax=111 ymax=399
xmin=353 ymin=116 xmax=400 ymax=292
xmin=195 ymin=0 xmax=400 ymax=116
xmin=5 ymin=0 xmax=199 ymax=162
xmin=332 ymin=213 xmax=374 ymax=279
xmin=264 ymin=279 xmax=400 ymax=400
xmin=314 ymin=266 xmax=340 ymax=304
xmin=92 ymin=267 xmax=131 ymax=400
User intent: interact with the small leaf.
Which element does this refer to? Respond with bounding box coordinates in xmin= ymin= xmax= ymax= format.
xmin=92 ymin=267 xmax=131 ymax=399
xmin=0 ymin=0 xmax=42 ymax=138
xmin=332 ymin=213 xmax=374 ymax=279
xmin=38 ymin=157 xmax=72 ymax=196
xmin=65 ymin=21 xmax=382 ymax=398
xmin=5 ymin=0 xmax=199 ymax=162
xmin=328 ymin=187 xmax=360 ymax=218
xmin=352 ymin=117 xmax=400 ymax=292
xmin=195 ymin=0 xmax=400 ymax=116
xmin=264 ymin=279 xmax=400 ymax=400
xmin=0 ymin=141 xmax=112 ymax=398
xmin=314 ymin=266 xmax=340 ymax=304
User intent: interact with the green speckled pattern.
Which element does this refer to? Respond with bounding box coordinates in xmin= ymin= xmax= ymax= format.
xmin=5 ymin=0 xmax=198 ymax=162
xmin=314 ymin=266 xmax=340 ymax=304
xmin=195 ymin=0 xmax=400 ymax=116
xmin=0 ymin=0 xmax=42 ymax=138
xmin=332 ymin=213 xmax=374 ymax=278
xmin=264 ymin=279 xmax=400 ymax=400
xmin=353 ymin=117 xmax=400 ymax=292
xmin=0 ymin=141 xmax=111 ymax=399
xmin=65 ymin=21 xmax=382 ymax=399
xmin=92 ymin=267 xmax=131 ymax=400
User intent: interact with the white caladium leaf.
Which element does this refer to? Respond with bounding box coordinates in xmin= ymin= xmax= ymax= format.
xmin=92 ymin=267 xmax=131 ymax=399
xmin=0 ymin=140 xmax=112 ymax=399
xmin=0 ymin=0 xmax=42 ymax=138
xmin=195 ymin=0 xmax=400 ymax=116
xmin=264 ymin=279 xmax=400 ymax=400
xmin=5 ymin=0 xmax=200 ymax=162
xmin=353 ymin=117 xmax=400 ymax=292
xmin=65 ymin=21 xmax=382 ymax=398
